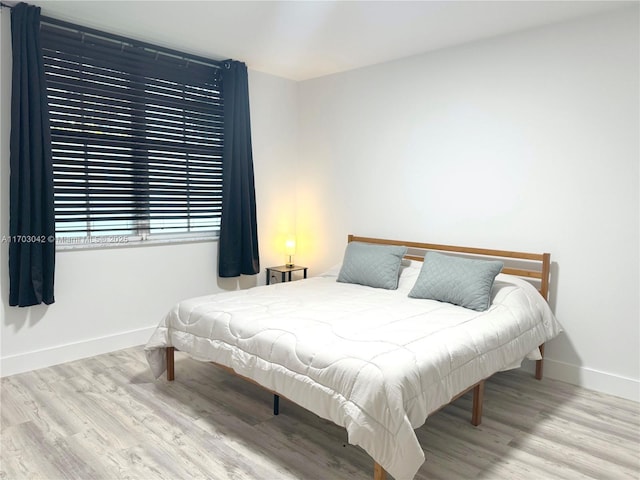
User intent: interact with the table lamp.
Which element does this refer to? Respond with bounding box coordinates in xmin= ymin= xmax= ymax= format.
xmin=285 ymin=238 xmax=296 ymax=267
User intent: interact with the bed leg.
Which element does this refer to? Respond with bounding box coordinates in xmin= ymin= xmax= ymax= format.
xmin=535 ymin=344 xmax=545 ymax=380
xmin=273 ymin=394 xmax=280 ymax=415
xmin=471 ymin=380 xmax=485 ymax=426
xmin=166 ymin=347 xmax=175 ymax=381
xmin=373 ymin=461 xmax=387 ymax=480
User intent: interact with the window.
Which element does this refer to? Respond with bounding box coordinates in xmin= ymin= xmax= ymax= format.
xmin=39 ymin=20 xmax=224 ymax=245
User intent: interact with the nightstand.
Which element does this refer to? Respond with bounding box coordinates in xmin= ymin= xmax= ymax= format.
xmin=264 ymin=264 xmax=308 ymax=416
xmin=266 ymin=265 xmax=308 ymax=285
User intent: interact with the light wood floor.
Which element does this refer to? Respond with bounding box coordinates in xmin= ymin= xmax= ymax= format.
xmin=1 ymin=346 xmax=638 ymax=480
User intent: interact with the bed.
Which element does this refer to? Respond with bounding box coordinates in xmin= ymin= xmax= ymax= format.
xmin=145 ymin=235 xmax=562 ymax=480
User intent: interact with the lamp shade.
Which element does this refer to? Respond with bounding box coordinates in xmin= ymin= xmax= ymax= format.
xmin=285 ymin=238 xmax=296 ymax=255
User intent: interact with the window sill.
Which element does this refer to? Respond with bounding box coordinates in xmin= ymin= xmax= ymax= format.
xmin=55 ymin=234 xmax=218 ymax=252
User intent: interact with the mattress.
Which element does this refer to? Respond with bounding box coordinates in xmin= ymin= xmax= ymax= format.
xmin=145 ymin=261 xmax=562 ymax=480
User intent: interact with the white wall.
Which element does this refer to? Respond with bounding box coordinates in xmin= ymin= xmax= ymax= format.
xmin=297 ymin=8 xmax=639 ymax=401
xmin=0 ymin=9 xmax=298 ymax=375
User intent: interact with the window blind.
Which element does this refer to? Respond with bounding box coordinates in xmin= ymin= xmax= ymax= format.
xmin=40 ymin=21 xmax=224 ymax=238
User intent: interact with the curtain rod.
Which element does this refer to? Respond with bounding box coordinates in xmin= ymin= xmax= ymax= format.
xmin=1 ymin=1 xmax=226 ymax=70
xmin=40 ymin=15 xmax=225 ymax=70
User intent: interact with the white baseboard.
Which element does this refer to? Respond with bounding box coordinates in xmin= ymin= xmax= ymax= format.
xmin=2 ymin=333 xmax=638 ymax=403
xmin=524 ymin=357 xmax=639 ymax=402
xmin=0 ymin=326 xmax=156 ymax=377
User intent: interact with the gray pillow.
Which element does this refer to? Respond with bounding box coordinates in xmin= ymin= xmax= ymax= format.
xmin=337 ymin=242 xmax=408 ymax=290
xmin=409 ymin=252 xmax=503 ymax=311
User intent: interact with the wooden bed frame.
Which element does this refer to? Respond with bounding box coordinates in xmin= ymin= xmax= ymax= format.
xmin=164 ymin=235 xmax=552 ymax=480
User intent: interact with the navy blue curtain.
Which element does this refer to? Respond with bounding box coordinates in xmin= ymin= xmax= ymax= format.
xmin=218 ymin=61 xmax=259 ymax=277
xmin=8 ymin=3 xmax=56 ymax=306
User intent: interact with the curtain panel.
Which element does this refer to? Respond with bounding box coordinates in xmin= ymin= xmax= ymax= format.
xmin=218 ymin=60 xmax=260 ymax=277
xmin=8 ymin=2 xmax=56 ymax=306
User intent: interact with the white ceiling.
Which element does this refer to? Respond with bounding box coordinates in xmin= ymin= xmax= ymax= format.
xmin=31 ymin=0 xmax=634 ymax=81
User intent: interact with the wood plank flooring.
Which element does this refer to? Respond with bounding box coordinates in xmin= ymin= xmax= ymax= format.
xmin=1 ymin=346 xmax=638 ymax=480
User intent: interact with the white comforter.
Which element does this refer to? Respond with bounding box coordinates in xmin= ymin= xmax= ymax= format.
xmin=145 ymin=263 xmax=562 ymax=480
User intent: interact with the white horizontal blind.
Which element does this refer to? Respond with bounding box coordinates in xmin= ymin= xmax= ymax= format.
xmin=40 ymin=22 xmax=224 ymax=238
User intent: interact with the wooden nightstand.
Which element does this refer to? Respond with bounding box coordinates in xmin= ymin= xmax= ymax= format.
xmin=266 ymin=265 xmax=308 ymax=285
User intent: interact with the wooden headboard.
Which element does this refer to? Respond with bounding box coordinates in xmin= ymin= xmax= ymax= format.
xmin=348 ymin=234 xmax=551 ymax=300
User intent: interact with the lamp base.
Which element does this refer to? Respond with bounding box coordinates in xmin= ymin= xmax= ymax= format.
xmin=285 ymin=263 xmax=294 ymax=268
